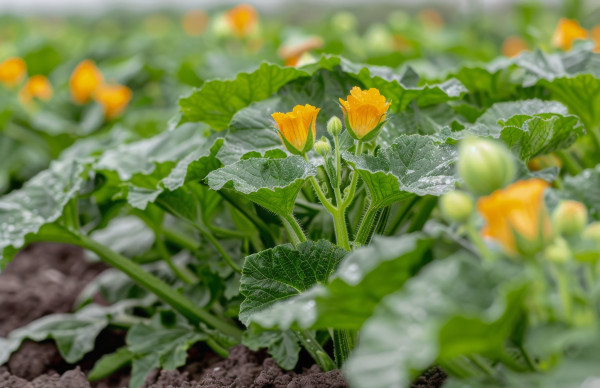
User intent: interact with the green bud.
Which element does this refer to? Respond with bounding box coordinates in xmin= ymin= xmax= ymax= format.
xmin=327 ymin=116 xmax=343 ymax=137
xmin=544 ymin=237 xmax=571 ymax=263
xmin=457 ymin=137 xmax=516 ymax=195
xmin=439 ymin=191 xmax=474 ymax=223
xmin=583 ymin=222 xmax=600 ymax=244
xmin=314 ymin=137 xmax=331 ymax=156
xmin=552 ymin=200 xmax=587 ymax=236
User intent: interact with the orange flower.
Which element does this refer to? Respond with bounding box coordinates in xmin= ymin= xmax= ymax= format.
xmin=182 ymin=9 xmax=209 ymax=37
xmin=552 ymin=18 xmax=588 ymax=51
xmin=94 ymin=84 xmax=132 ymax=119
xmin=272 ymin=104 xmax=320 ymax=155
xmin=527 ymin=154 xmax=562 ymax=171
xmin=18 ymin=75 xmax=53 ymax=105
xmin=591 ymin=25 xmax=600 ymax=53
xmin=0 ymin=57 xmax=26 ymax=87
xmin=339 ymin=87 xmax=390 ymax=141
xmin=225 ymin=4 xmax=258 ymax=38
xmin=278 ymin=37 xmax=323 ymax=67
xmin=417 ymin=9 xmax=444 ymax=30
xmin=477 ymin=179 xmax=552 ymax=255
xmin=502 ymin=36 xmax=528 ymax=58
xmin=70 ymin=60 xmax=103 ymax=104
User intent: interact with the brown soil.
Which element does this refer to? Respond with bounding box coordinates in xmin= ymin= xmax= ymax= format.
xmin=0 ymin=243 xmax=447 ymax=388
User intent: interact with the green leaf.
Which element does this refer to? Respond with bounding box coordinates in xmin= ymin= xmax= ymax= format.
xmin=243 ymin=327 xmax=301 ymax=370
xmin=179 ymin=62 xmax=309 ymax=129
xmin=343 ymin=135 xmax=458 ymax=209
xmin=239 ymin=240 xmax=346 ymax=326
xmin=248 ymin=234 xmax=432 ymax=331
xmin=555 ymin=166 xmax=600 ymax=220
xmin=88 ymin=347 xmax=134 ymax=381
xmin=433 ymin=99 xmax=583 ymax=160
xmin=0 ymin=159 xmax=88 ymax=269
xmin=127 ymin=312 xmax=207 ymax=388
xmin=0 ymin=300 xmax=146 ymax=365
xmin=344 ymin=254 xmax=529 ymax=388
xmin=206 ymin=156 xmax=317 ymax=216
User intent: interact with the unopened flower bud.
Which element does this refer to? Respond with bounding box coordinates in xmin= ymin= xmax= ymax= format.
xmin=544 ymin=237 xmax=571 ymax=263
xmin=439 ymin=191 xmax=473 ymax=223
xmin=552 ymin=200 xmax=587 ymax=237
xmin=327 ymin=116 xmax=342 ymax=137
xmin=314 ymin=137 xmax=331 ymax=156
xmin=457 ymin=137 xmax=516 ymax=195
xmin=582 ymin=222 xmax=600 ymax=244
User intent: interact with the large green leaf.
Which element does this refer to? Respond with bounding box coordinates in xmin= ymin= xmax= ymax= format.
xmin=0 ymin=300 xmax=147 ymax=365
xmin=433 ymin=99 xmax=583 ymax=160
xmin=179 ymin=56 xmax=466 ymax=131
xmin=179 ymin=62 xmax=310 ymax=129
xmin=344 ymin=254 xmax=529 ymax=388
xmin=127 ymin=312 xmax=207 ymax=388
xmin=242 ymin=327 xmax=301 ymax=370
xmin=248 ymin=234 xmax=432 ymax=331
xmin=206 ymin=156 xmax=316 ymax=216
xmin=343 ymin=135 xmax=458 ymax=209
xmin=239 ymin=240 xmax=346 ymax=326
xmin=0 ymin=159 xmax=88 ymax=269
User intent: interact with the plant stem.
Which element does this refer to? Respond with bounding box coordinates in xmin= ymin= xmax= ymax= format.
xmin=308 ymin=176 xmax=335 ymax=213
xmin=354 ymin=204 xmax=379 ymax=247
xmin=551 ymin=263 xmax=572 ymax=321
xmin=406 ymin=196 xmax=437 ymax=233
xmin=332 ymin=209 xmax=351 ymax=251
xmin=340 ymin=142 xmax=364 ymax=210
xmin=294 ymin=330 xmax=336 ymax=372
xmin=217 ymin=190 xmax=276 ymax=246
xmin=75 ymin=234 xmax=243 ymax=339
xmin=333 ymin=329 xmax=356 ymax=367
xmin=386 ymin=196 xmax=420 ymax=235
xmin=155 ymin=234 xmax=197 ymax=284
xmin=199 ymin=225 xmax=242 ymax=273
xmin=518 ymin=344 xmax=538 ymax=372
xmin=281 ymin=213 xmax=307 ymax=245
xmin=555 ymin=150 xmax=581 ymax=176
xmin=466 ymin=217 xmax=494 ymax=262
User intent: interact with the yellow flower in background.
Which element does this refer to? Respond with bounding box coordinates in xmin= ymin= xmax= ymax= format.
xmin=278 ymin=36 xmax=323 ymax=67
xmin=272 ymin=104 xmax=320 ymax=155
xmin=225 ymin=4 xmax=258 ymax=38
xmin=70 ymin=60 xmax=103 ymax=104
xmin=552 ymin=18 xmax=588 ymax=51
xmin=591 ymin=25 xmax=600 ymax=53
xmin=502 ymin=36 xmax=528 ymax=58
xmin=477 ymin=179 xmax=552 ymax=255
xmin=417 ymin=9 xmax=444 ymax=30
xmin=94 ymin=84 xmax=132 ymax=120
xmin=339 ymin=87 xmax=390 ymax=141
xmin=0 ymin=57 xmax=26 ymax=87
xmin=18 ymin=75 xmax=53 ymax=105
xmin=182 ymin=9 xmax=209 ymax=37
xmin=527 ymin=154 xmax=562 ymax=171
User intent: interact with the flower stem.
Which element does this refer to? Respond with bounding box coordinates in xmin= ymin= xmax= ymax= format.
xmin=74 ymin=233 xmax=242 ymax=339
xmin=307 ymin=173 xmax=336 ymax=213
xmin=340 ymin=141 xmax=364 ymax=210
xmin=332 ymin=209 xmax=351 ymax=251
xmin=281 ymin=213 xmax=307 ymax=245
xmin=466 ymin=217 xmax=494 ymax=262
xmin=155 ymin=234 xmax=197 ymax=284
xmin=354 ymin=204 xmax=379 ymax=247
xmin=294 ymin=330 xmax=336 ymax=372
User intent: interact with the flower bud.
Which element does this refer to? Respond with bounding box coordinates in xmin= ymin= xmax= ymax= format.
xmin=457 ymin=137 xmax=516 ymax=195
xmin=582 ymin=222 xmax=600 ymax=244
xmin=314 ymin=137 xmax=331 ymax=156
xmin=544 ymin=237 xmax=571 ymax=263
xmin=439 ymin=191 xmax=473 ymax=223
xmin=552 ymin=200 xmax=587 ymax=237
xmin=327 ymin=116 xmax=342 ymax=137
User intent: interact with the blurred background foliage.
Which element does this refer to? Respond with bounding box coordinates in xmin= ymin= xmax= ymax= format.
xmin=0 ymin=0 xmax=599 ymax=194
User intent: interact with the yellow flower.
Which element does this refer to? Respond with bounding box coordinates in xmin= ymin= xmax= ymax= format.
xmin=182 ymin=9 xmax=209 ymax=37
xmin=552 ymin=18 xmax=588 ymax=51
xmin=272 ymin=104 xmax=320 ymax=155
xmin=225 ymin=4 xmax=258 ymax=38
xmin=18 ymin=75 xmax=53 ymax=105
xmin=94 ymin=84 xmax=132 ymax=120
xmin=339 ymin=86 xmax=390 ymax=141
xmin=592 ymin=25 xmax=600 ymax=53
xmin=477 ymin=179 xmax=552 ymax=255
xmin=0 ymin=57 xmax=27 ymax=87
xmin=70 ymin=60 xmax=103 ymax=104
xmin=502 ymin=36 xmax=528 ymax=58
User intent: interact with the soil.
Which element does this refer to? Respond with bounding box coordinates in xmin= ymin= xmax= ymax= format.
xmin=0 ymin=243 xmax=447 ymax=388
